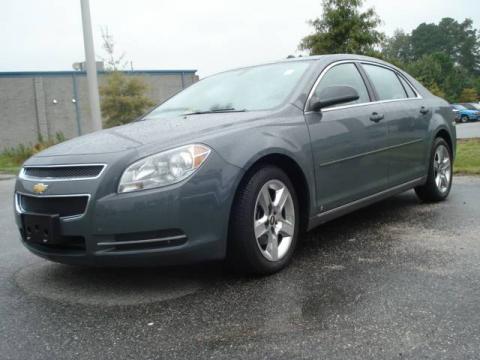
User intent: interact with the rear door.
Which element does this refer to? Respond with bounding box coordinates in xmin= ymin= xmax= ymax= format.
xmin=305 ymin=62 xmax=389 ymax=213
xmin=361 ymin=63 xmax=429 ymax=186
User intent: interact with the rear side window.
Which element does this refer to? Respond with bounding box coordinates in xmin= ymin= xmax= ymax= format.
xmin=398 ymin=75 xmax=417 ymax=98
xmin=362 ymin=64 xmax=407 ymax=101
xmin=314 ymin=63 xmax=370 ymax=107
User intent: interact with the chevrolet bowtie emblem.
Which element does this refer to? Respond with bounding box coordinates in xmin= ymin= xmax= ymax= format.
xmin=33 ymin=183 xmax=48 ymax=194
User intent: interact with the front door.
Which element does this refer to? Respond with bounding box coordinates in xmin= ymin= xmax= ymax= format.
xmin=305 ymin=62 xmax=389 ymax=214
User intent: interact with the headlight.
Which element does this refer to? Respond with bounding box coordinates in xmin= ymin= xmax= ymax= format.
xmin=118 ymin=144 xmax=211 ymax=193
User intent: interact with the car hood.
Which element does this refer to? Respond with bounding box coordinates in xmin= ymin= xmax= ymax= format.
xmin=33 ymin=111 xmax=269 ymax=158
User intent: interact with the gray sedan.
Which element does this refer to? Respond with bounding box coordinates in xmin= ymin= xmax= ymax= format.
xmin=14 ymin=54 xmax=456 ymax=274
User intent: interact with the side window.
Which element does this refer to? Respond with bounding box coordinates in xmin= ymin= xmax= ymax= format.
xmin=362 ymin=64 xmax=407 ymax=100
xmin=398 ymin=75 xmax=417 ymax=98
xmin=313 ymin=63 xmax=370 ymax=108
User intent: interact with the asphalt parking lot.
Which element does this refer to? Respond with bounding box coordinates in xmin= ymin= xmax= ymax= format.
xmin=1 ymin=176 xmax=480 ymax=360
xmin=456 ymin=121 xmax=480 ymax=139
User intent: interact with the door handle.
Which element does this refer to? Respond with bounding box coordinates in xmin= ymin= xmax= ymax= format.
xmin=370 ymin=112 xmax=384 ymax=123
xmin=420 ymin=106 xmax=430 ymax=115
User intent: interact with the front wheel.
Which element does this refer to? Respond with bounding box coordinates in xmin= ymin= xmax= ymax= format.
xmin=415 ymin=138 xmax=453 ymax=202
xmin=227 ymin=165 xmax=299 ymax=275
xmin=461 ymin=115 xmax=469 ymax=123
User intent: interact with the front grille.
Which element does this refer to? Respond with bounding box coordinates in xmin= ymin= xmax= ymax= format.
xmin=23 ymin=165 xmax=104 ymax=179
xmin=18 ymin=194 xmax=89 ymax=217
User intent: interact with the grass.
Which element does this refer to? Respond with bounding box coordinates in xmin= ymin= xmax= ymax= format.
xmin=0 ymin=153 xmax=21 ymax=175
xmin=454 ymin=138 xmax=480 ymax=175
xmin=0 ymin=133 xmax=65 ymax=175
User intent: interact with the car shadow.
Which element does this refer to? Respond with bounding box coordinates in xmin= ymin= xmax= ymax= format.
xmin=15 ymin=190 xmax=425 ymax=306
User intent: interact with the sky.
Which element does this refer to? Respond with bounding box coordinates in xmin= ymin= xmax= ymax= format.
xmin=1 ymin=0 xmax=479 ymax=77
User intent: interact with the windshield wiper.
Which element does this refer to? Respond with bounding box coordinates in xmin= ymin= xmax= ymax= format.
xmin=184 ymin=108 xmax=246 ymax=116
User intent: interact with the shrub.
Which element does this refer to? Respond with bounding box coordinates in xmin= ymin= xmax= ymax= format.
xmin=1 ymin=133 xmax=66 ymax=166
xmin=100 ymin=71 xmax=154 ymax=128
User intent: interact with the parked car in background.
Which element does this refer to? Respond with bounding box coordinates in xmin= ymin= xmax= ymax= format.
xmin=14 ymin=54 xmax=456 ymax=275
xmin=461 ymin=103 xmax=480 ymax=111
xmin=452 ymin=103 xmax=480 ymax=123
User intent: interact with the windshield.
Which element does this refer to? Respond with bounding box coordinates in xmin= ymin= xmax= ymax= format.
xmin=145 ymin=61 xmax=312 ymax=119
xmin=453 ymin=104 xmax=467 ymax=110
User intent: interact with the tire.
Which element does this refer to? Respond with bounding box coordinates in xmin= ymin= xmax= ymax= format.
xmin=227 ymin=165 xmax=300 ymax=275
xmin=415 ymin=137 xmax=453 ymax=202
xmin=461 ymin=115 xmax=469 ymax=123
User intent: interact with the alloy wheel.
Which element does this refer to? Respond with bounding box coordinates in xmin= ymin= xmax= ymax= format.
xmin=433 ymin=144 xmax=452 ymax=194
xmin=253 ymin=179 xmax=295 ymax=262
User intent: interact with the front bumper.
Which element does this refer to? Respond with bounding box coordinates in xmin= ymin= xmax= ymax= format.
xmin=14 ymin=151 xmax=243 ymax=266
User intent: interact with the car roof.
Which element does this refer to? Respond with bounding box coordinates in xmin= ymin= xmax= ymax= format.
xmin=244 ymin=54 xmax=393 ymax=68
xmin=280 ymin=54 xmax=390 ymax=63
xmin=207 ymin=54 xmax=394 ymax=79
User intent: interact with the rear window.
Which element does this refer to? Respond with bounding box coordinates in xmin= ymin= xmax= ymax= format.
xmin=362 ymin=64 xmax=407 ymax=101
xmin=398 ymin=75 xmax=417 ymax=98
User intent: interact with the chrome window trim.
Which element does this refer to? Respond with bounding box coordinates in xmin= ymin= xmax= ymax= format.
xmin=19 ymin=164 xmax=107 ymax=182
xmin=304 ymin=60 xmax=423 ymax=114
xmin=15 ymin=191 xmax=91 ymax=221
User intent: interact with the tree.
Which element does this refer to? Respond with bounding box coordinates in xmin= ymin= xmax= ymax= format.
xmin=474 ymin=78 xmax=480 ymax=97
xmin=100 ymin=27 xmax=127 ymax=71
xmin=459 ymin=88 xmax=478 ymax=102
xmin=409 ymin=23 xmax=444 ymax=61
xmin=454 ymin=19 xmax=480 ymax=73
xmin=299 ymin=0 xmax=384 ymax=55
xmin=99 ymin=30 xmax=154 ymax=128
xmin=406 ymin=53 xmax=446 ymax=89
xmin=427 ymin=82 xmax=446 ymax=99
xmin=382 ymin=18 xmax=480 ymax=102
xmin=382 ymin=29 xmax=413 ymax=63
xmin=409 ymin=18 xmax=480 ymax=74
xmin=100 ymin=72 xmax=154 ymax=128
xmin=405 ymin=52 xmax=474 ymax=102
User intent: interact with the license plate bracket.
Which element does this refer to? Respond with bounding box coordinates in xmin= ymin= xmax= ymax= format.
xmin=21 ymin=213 xmax=61 ymax=245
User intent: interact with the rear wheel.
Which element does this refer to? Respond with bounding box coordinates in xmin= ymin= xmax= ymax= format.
xmin=227 ymin=165 xmax=299 ymax=275
xmin=415 ymin=138 xmax=453 ymax=202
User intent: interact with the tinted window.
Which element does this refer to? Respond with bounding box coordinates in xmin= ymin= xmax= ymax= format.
xmin=363 ymin=64 xmax=407 ymax=100
xmin=314 ymin=63 xmax=370 ymax=107
xmin=398 ymin=75 xmax=417 ymax=98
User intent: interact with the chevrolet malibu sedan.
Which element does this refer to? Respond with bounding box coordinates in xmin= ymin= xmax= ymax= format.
xmin=14 ymin=54 xmax=456 ymax=274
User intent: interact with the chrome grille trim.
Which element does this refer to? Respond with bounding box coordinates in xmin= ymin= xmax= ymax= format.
xmin=15 ymin=192 xmax=91 ymax=221
xmin=97 ymin=235 xmax=187 ymax=247
xmin=19 ymin=164 xmax=107 ymax=181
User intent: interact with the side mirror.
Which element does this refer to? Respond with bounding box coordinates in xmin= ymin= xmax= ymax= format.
xmin=309 ymin=85 xmax=360 ymax=112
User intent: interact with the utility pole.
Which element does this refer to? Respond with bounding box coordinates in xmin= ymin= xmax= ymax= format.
xmin=80 ymin=0 xmax=102 ymax=131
